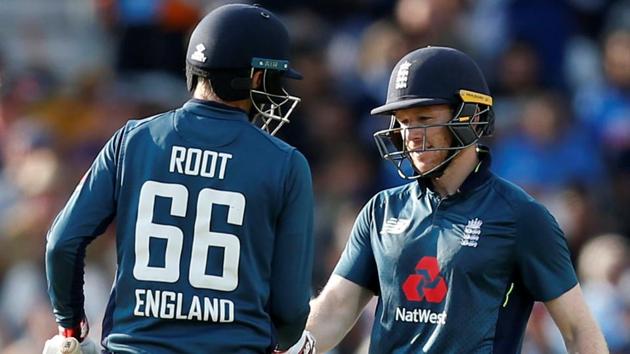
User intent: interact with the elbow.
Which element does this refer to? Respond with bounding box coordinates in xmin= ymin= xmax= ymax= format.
xmin=46 ymin=234 xmax=65 ymax=263
xmin=46 ymin=232 xmax=82 ymax=267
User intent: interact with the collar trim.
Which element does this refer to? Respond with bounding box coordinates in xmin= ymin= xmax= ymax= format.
xmin=183 ymin=99 xmax=249 ymax=119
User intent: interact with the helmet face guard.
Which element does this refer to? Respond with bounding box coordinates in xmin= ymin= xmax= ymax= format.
xmin=249 ymin=60 xmax=301 ymax=135
xmin=374 ymin=89 xmax=494 ymax=179
xmin=250 ymin=89 xmax=300 ymax=136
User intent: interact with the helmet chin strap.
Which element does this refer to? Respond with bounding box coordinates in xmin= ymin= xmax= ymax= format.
xmin=412 ymin=146 xmax=462 ymax=179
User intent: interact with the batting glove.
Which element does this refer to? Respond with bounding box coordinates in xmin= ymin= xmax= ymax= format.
xmin=42 ymin=335 xmax=98 ymax=354
xmin=42 ymin=318 xmax=99 ymax=354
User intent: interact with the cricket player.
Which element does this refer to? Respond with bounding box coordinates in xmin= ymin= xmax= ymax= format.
xmin=44 ymin=4 xmax=316 ymax=353
xmin=305 ymin=46 xmax=608 ymax=354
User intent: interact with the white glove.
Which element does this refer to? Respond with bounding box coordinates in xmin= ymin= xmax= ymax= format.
xmin=273 ymin=331 xmax=316 ymax=354
xmin=42 ymin=335 xmax=99 ymax=354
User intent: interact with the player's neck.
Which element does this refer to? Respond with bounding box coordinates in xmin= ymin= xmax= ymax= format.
xmin=430 ymin=145 xmax=479 ymax=197
xmin=193 ymin=82 xmax=252 ymax=112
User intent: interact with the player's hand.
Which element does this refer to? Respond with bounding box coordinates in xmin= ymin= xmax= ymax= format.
xmin=42 ymin=335 xmax=99 ymax=354
xmin=58 ymin=317 xmax=90 ymax=342
xmin=273 ymin=331 xmax=316 ymax=354
xmin=42 ymin=318 xmax=98 ymax=354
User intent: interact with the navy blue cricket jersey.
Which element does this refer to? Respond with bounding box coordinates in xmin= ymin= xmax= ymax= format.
xmin=334 ymin=151 xmax=577 ymax=354
xmin=46 ymin=99 xmax=314 ymax=353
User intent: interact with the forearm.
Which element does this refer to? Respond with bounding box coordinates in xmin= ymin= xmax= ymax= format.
xmin=305 ymin=277 xmax=373 ymax=352
xmin=306 ymin=294 xmax=357 ymax=352
xmin=46 ymin=171 xmax=115 ymax=326
xmin=46 ymin=231 xmax=89 ymax=327
xmin=546 ymin=285 xmax=608 ymax=354
xmin=563 ymin=322 xmax=608 ymax=354
xmin=274 ymin=308 xmax=309 ymax=350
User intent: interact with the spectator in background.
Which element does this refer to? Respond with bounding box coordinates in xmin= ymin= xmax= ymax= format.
xmin=394 ymin=0 xmax=468 ymax=50
xmin=493 ymin=92 xmax=606 ymax=197
xmin=98 ymin=0 xmax=201 ymax=77
xmin=527 ymin=234 xmax=630 ymax=354
xmin=491 ymin=41 xmax=543 ymax=132
xmin=611 ymin=152 xmax=630 ymax=237
xmin=576 ymin=28 xmax=630 ymax=163
xmin=507 ymin=0 xmax=578 ymax=90
xmin=574 ymin=25 xmax=630 ymax=235
xmin=577 ymin=234 xmax=630 ymax=352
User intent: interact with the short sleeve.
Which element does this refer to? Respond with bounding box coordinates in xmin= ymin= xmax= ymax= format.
xmin=515 ymin=200 xmax=578 ymax=302
xmin=333 ymin=198 xmax=379 ymax=294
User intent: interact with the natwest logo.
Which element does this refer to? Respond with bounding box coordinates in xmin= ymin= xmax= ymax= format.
xmin=402 ymin=256 xmax=447 ymax=303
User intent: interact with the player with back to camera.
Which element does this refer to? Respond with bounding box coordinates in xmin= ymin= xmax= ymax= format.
xmin=43 ymin=4 xmax=316 ymax=354
xmin=304 ymin=46 xmax=609 ymax=353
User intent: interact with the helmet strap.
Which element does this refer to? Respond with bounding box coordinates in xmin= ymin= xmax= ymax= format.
xmin=419 ymin=148 xmax=458 ymax=179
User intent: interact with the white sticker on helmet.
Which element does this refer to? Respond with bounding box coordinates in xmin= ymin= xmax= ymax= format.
xmin=191 ymin=44 xmax=207 ymax=63
xmin=395 ymin=61 xmax=412 ymax=89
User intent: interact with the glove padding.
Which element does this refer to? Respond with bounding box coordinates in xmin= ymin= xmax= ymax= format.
xmin=42 ymin=335 xmax=99 ymax=354
xmin=273 ymin=331 xmax=316 ymax=354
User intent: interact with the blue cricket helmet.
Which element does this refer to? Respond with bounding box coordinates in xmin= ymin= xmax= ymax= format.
xmin=185 ymin=4 xmax=302 ymax=135
xmin=372 ymin=46 xmax=495 ymax=179
xmin=371 ymin=46 xmax=491 ymax=115
xmin=185 ymin=3 xmax=302 ymax=79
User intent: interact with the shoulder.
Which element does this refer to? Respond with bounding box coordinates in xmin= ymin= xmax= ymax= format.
xmin=489 ymin=174 xmax=557 ymax=225
xmin=370 ymin=182 xmax=417 ymax=209
xmin=246 ymin=125 xmax=298 ymax=155
xmin=489 ymin=174 xmax=534 ymax=208
xmin=124 ymin=110 xmax=176 ymax=135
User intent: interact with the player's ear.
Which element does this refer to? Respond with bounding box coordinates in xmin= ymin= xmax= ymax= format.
xmin=251 ymin=70 xmax=264 ymax=90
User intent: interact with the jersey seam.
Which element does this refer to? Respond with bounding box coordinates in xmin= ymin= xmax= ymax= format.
xmin=368 ymin=195 xmax=382 ymax=295
xmin=278 ymin=148 xmax=296 ymax=215
xmin=487 ymin=177 xmax=527 ymax=327
xmin=114 ymin=123 xmax=131 ymax=202
xmin=127 ymin=111 xmax=170 ymax=134
xmin=488 ymin=179 xmax=521 ymax=258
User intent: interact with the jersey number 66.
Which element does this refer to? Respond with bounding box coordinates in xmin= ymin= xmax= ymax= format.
xmin=132 ymin=180 xmax=244 ymax=292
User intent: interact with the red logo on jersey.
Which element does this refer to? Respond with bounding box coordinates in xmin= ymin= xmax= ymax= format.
xmin=402 ymin=256 xmax=447 ymax=303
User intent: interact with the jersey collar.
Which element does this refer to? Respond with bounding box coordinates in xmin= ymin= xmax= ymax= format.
xmin=182 ymin=99 xmax=249 ymax=121
xmin=459 ymin=145 xmax=492 ymax=194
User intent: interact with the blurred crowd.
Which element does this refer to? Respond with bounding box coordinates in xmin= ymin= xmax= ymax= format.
xmin=0 ymin=0 xmax=629 ymax=353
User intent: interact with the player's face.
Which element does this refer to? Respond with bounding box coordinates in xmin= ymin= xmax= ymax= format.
xmin=395 ymin=104 xmax=453 ymax=174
